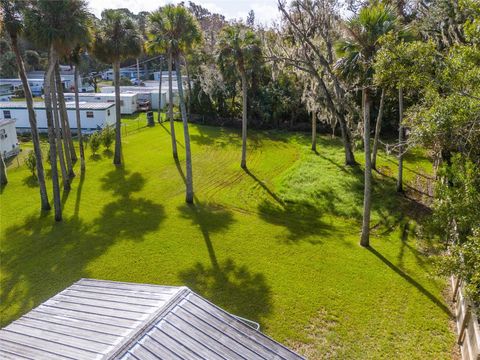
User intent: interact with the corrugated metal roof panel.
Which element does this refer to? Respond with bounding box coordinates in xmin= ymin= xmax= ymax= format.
xmin=118 ymin=291 xmax=304 ymax=360
xmin=0 ymin=280 xmax=304 ymax=360
xmin=0 ymin=279 xmax=182 ymax=360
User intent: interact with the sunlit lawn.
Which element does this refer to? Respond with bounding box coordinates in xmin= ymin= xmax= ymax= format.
xmin=0 ymin=114 xmax=455 ymax=359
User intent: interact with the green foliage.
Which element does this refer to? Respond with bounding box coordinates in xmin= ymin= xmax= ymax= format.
xmin=101 ymin=126 xmax=115 ymax=150
xmin=23 ymin=0 xmax=91 ymax=56
xmin=0 ymin=50 xmax=17 ymax=77
xmin=217 ymin=24 xmax=262 ymax=79
xmin=92 ymin=9 xmax=143 ymax=64
xmin=24 ymin=50 xmax=40 ymax=71
xmin=335 ymin=3 xmax=398 ymax=86
xmin=88 ymin=132 xmax=101 ymax=155
xmin=374 ymin=36 xmax=438 ymax=89
xmin=24 ymin=151 xmax=37 ymax=178
xmin=117 ymin=77 xmax=132 ymax=86
xmin=146 ymin=4 xmax=202 ymax=57
xmin=433 ymin=157 xmax=480 ymax=306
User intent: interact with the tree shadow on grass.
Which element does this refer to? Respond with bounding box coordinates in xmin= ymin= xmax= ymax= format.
xmin=102 ymin=149 xmax=113 ymax=158
xmin=22 ymin=175 xmax=38 ymax=188
xmin=0 ymin=170 xmax=165 ymax=327
xmin=367 ymin=246 xmax=452 ymax=317
xmin=258 ymin=200 xmax=334 ymax=244
xmin=178 ymin=201 xmax=235 ymax=270
xmin=179 ymin=258 xmax=273 ymax=326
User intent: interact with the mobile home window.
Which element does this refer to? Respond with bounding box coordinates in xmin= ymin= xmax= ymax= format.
xmin=86 ymin=111 xmax=94 ymax=118
xmin=3 ymin=110 xmax=11 ymax=119
xmin=107 ymin=110 xmax=111 ymax=116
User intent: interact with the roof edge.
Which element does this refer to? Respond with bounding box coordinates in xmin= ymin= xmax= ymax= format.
xmin=104 ymin=284 xmax=190 ymax=360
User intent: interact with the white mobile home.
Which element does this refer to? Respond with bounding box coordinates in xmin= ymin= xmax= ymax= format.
xmin=101 ymin=86 xmax=176 ymax=106
xmin=0 ymin=102 xmax=115 ymax=133
xmin=0 ymin=119 xmax=20 ymax=158
xmin=63 ymin=93 xmax=138 ymax=115
xmin=111 ymin=90 xmax=167 ymax=110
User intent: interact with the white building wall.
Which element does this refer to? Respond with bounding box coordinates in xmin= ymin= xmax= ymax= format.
xmin=0 ymin=120 xmax=20 ymax=158
xmin=64 ymin=93 xmax=138 ymax=115
xmin=2 ymin=106 xmax=114 ymax=133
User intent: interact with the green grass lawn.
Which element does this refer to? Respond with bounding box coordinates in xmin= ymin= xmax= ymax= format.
xmin=0 ymin=115 xmax=455 ymax=359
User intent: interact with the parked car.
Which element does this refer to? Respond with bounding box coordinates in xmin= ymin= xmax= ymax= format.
xmin=138 ymin=100 xmax=151 ymax=112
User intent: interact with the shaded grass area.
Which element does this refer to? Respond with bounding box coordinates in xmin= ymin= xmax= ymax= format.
xmin=0 ymin=120 xmax=455 ymax=359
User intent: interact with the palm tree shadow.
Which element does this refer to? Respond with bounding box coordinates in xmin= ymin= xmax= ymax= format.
xmin=367 ymin=246 xmax=452 ymax=317
xmin=243 ymin=168 xmax=284 ymax=206
xmin=74 ymin=171 xmax=85 ymax=218
xmin=1 ymin=170 xmax=165 ymax=326
xmin=159 ymin=122 xmax=184 ymax=149
xmin=179 ymin=258 xmax=273 ymax=326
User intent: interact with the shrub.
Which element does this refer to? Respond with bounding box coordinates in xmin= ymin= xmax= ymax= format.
xmin=89 ymin=132 xmax=101 ymax=155
xmin=24 ymin=151 xmax=37 ymax=178
xmin=101 ymin=126 xmax=115 ymax=150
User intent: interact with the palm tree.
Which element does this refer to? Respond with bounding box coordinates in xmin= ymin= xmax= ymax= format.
xmin=146 ymin=10 xmax=178 ymax=159
xmin=371 ymin=88 xmax=385 ymax=170
xmin=217 ymin=24 xmax=262 ymax=169
xmin=54 ymin=62 xmax=75 ymax=180
xmin=55 ymin=61 xmax=77 ymax=169
xmin=148 ymin=5 xmax=201 ymax=203
xmin=336 ymin=4 xmax=398 ymax=247
xmin=24 ymin=0 xmax=92 ymax=221
xmin=69 ymin=47 xmax=87 ymax=172
xmin=51 ymin=74 xmax=70 ymax=191
xmin=0 ymin=0 xmax=50 ymax=210
xmin=92 ymin=10 xmax=143 ymax=165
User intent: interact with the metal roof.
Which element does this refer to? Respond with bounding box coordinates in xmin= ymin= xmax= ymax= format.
xmin=0 ymin=279 xmax=304 ymax=360
xmin=64 ymin=93 xmax=137 ymax=98
xmin=0 ymin=102 xmax=115 ymax=110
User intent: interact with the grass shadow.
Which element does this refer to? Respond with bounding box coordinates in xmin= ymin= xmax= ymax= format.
xmin=0 ymin=169 xmax=165 ymax=326
xmin=22 ymin=175 xmax=38 ymax=188
xmin=89 ymin=154 xmax=101 ymax=161
xmin=179 ymin=258 xmax=273 ymax=325
xmin=102 ymin=149 xmax=113 ymax=158
xmin=367 ymin=246 xmax=452 ymax=317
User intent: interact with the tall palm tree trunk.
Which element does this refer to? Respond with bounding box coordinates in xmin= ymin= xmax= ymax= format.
xmin=184 ymin=56 xmax=192 ymax=118
xmin=44 ymin=46 xmax=62 ymax=221
xmin=360 ymin=88 xmax=372 ymax=247
xmin=396 ymin=87 xmax=404 ymax=193
xmin=168 ymin=51 xmax=178 ymax=159
xmin=0 ymin=154 xmax=7 ymax=186
xmin=51 ymin=72 xmax=70 ymax=192
xmin=371 ymin=88 xmax=385 ymax=170
xmin=311 ymin=111 xmax=317 ymax=152
xmin=54 ymin=64 xmax=75 ymax=179
xmin=74 ymin=65 xmax=85 ymax=172
xmin=157 ymin=58 xmax=163 ymax=123
xmin=10 ymin=33 xmax=50 ymax=210
xmin=175 ymin=56 xmax=193 ymax=203
xmin=240 ymin=71 xmax=248 ymax=169
xmin=113 ymin=60 xmax=122 ymax=165
xmin=55 ymin=62 xmax=77 ymax=165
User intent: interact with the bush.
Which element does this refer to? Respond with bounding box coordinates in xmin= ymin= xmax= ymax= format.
xmin=89 ymin=132 xmax=101 ymax=155
xmin=118 ymin=77 xmax=132 ymax=86
xmin=101 ymin=126 xmax=115 ymax=150
xmin=24 ymin=151 xmax=37 ymax=178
